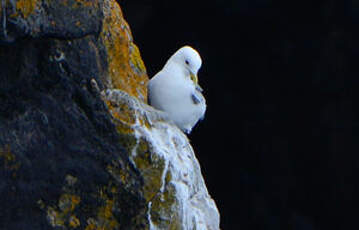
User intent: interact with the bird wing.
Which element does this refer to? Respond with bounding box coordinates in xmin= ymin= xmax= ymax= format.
xmin=192 ymin=88 xmax=206 ymax=121
xmin=191 ymin=93 xmax=201 ymax=104
xmin=191 ymin=89 xmax=205 ymax=105
xmin=195 ymin=84 xmax=203 ymax=92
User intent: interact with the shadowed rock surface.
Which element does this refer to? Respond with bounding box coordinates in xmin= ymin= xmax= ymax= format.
xmin=0 ymin=0 xmax=220 ymax=229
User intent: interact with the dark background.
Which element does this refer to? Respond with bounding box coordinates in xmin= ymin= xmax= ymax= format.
xmin=120 ymin=1 xmax=359 ymax=229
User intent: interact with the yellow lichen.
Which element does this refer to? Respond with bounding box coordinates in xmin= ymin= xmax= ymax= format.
xmin=150 ymin=181 xmax=180 ymax=229
xmin=107 ymin=162 xmax=134 ymax=189
xmin=103 ymin=91 xmax=151 ymax=139
xmin=99 ymin=200 xmax=114 ymax=219
xmin=47 ymin=207 xmax=66 ymax=227
xmin=83 ymin=187 xmax=120 ymax=230
xmin=84 ymin=223 xmax=96 ymax=230
xmin=132 ymin=139 xmax=166 ymax=202
xmin=13 ymin=0 xmax=38 ymax=18
xmin=59 ymin=194 xmax=81 ymax=212
xmin=105 ymin=100 xmax=136 ymax=125
xmin=100 ymin=0 xmax=148 ymax=102
xmin=69 ymin=215 xmax=81 ymax=228
xmin=129 ymin=43 xmax=147 ymax=74
xmin=104 ymin=99 xmax=137 ymax=137
xmin=47 ymin=193 xmax=81 ymax=228
xmin=84 ymin=218 xmax=97 ymax=230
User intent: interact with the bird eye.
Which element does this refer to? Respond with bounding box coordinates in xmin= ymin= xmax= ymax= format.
xmin=185 ymin=60 xmax=189 ymax=65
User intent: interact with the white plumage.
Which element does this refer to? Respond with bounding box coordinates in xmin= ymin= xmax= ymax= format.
xmin=148 ymin=46 xmax=206 ymax=133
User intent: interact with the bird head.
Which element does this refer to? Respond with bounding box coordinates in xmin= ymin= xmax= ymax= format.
xmin=166 ymin=46 xmax=202 ymax=87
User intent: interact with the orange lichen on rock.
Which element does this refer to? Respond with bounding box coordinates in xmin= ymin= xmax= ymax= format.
xmin=69 ymin=215 xmax=81 ymax=228
xmin=97 ymin=199 xmax=118 ymax=227
xmin=47 ymin=193 xmax=82 ymax=228
xmin=105 ymin=100 xmax=136 ymax=125
xmin=13 ymin=0 xmax=38 ymax=18
xmin=104 ymin=99 xmax=135 ymax=135
xmin=84 ymin=219 xmax=97 ymax=230
xmin=102 ymin=89 xmax=152 ymax=139
xmin=83 ymin=186 xmax=120 ymax=230
xmin=100 ymin=0 xmax=148 ymax=102
xmin=132 ymin=139 xmax=166 ymax=202
xmin=73 ymin=0 xmax=96 ymax=8
xmin=59 ymin=194 xmax=81 ymax=212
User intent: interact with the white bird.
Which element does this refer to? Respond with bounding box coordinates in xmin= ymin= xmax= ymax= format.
xmin=148 ymin=46 xmax=206 ymax=134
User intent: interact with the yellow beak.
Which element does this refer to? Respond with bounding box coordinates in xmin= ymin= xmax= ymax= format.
xmin=190 ymin=73 xmax=203 ymax=92
xmin=190 ymin=72 xmax=198 ymax=85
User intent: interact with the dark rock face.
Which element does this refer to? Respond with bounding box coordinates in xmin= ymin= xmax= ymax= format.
xmin=1 ymin=0 xmax=102 ymax=41
xmin=0 ymin=38 xmax=146 ymax=230
xmin=0 ymin=1 xmax=149 ymax=229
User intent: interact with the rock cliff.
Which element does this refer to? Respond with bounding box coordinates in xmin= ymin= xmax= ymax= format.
xmin=0 ymin=0 xmax=220 ymax=229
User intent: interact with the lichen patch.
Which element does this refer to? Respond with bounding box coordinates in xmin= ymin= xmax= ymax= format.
xmin=100 ymin=0 xmax=148 ymax=102
xmin=13 ymin=0 xmax=38 ymax=18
